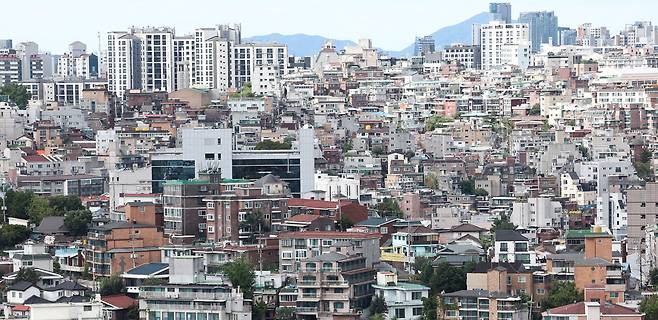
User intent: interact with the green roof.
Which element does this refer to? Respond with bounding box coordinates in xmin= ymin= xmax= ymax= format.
xmin=565 ymin=229 xmax=611 ymax=239
xmin=221 ymin=178 xmax=252 ymax=184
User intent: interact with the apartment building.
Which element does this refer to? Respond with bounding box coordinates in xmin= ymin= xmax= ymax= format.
xmin=440 ymin=290 xmax=530 ymax=320
xmin=479 ymin=21 xmax=531 ymax=70
xmin=373 ymin=272 xmax=429 ymax=320
xmin=232 ymin=43 xmax=288 ymax=89
xmin=492 ymin=230 xmax=537 ymax=266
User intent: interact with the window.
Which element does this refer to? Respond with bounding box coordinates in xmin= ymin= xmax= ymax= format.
xmin=84 ymin=306 xmax=92 ymax=311
xmin=518 ymin=276 xmax=526 ymax=283
xmin=207 ymin=214 xmax=215 ymax=221
xmin=333 ymin=302 xmax=344 ymax=310
xmin=500 ymin=243 xmax=508 ymax=252
xmin=205 ymin=153 xmax=215 ymax=160
xmin=413 ymin=307 xmax=423 ymax=316
xmin=207 ymin=226 xmax=214 ymax=233
xmin=282 ymin=251 xmax=292 ymax=259
xmin=217 ymin=138 xmax=222 ymax=145
xmin=380 ymin=227 xmax=388 ymax=234
xmin=412 ymin=291 xmax=422 ymax=300
xmin=207 ymin=202 xmax=214 ymax=209
xmin=536 ymin=288 xmax=545 ymax=295
xmin=394 ymin=309 xmax=406 ymax=318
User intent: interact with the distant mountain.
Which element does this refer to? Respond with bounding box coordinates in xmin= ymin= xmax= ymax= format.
xmin=243 ymin=33 xmax=357 ymax=57
xmin=391 ymin=12 xmax=493 ymax=57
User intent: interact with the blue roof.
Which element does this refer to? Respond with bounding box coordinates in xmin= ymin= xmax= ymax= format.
xmin=125 ymin=263 xmax=169 ymax=276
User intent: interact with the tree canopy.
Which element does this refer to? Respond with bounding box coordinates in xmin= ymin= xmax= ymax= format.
xmin=375 ymin=198 xmax=402 ymax=218
xmin=0 ymin=225 xmax=31 ymax=249
xmin=222 ymin=259 xmax=256 ymax=299
xmin=368 ymin=294 xmax=388 ymax=315
xmin=640 ymin=294 xmax=658 ymax=320
xmin=0 ymin=83 xmax=30 ymax=109
xmin=425 ymin=115 xmax=452 ymax=131
xmin=100 ymin=274 xmax=126 ymax=296
xmin=254 ymin=139 xmax=292 ymax=150
xmin=413 ymin=259 xmax=473 ymax=296
xmin=16 ymin=267 xmax=40 ymax=284
xmin=64 ymin=209 xmax=93 ymax=236
xmin=542 ymin=281 xmax=583 ymax=310
xmin=491 ymin=214 xmax=517 ymax=233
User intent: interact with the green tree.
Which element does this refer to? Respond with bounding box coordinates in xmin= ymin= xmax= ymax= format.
xmin=100 ymin=274 xmax=126 ymax=296
xmin=491 ymin=214 xmax=516 ymax=233
xmin=413 ymin=256 xmax=434 ymax=286
xmin=542 ymin=281 xmax=583 ymax=310
xmin=640 ymin=295 xmax=658 ymax=320
xmin=64 ymin=209 xmax=92 ymax=236
xmin=650 ymin=268 xmax=658 ymax=288
xmin=239 ymin=211 xmax=269 ymax=244
xmin=528 ymin=104 xmax=541 ymax=115
xmin=428 ymin=262 xmax=468 ymax=295
xmin=126 ymin=304 xmax=139 ymax=320
xmin=405 ymin=150 xmax=416 ymax=160
xmin=424 ymin=173 xmax=439 ymax=189
xmin=371 ymin=146 xmax=384 ymax=156
xmin=231 ymin=82 xmax=255 ymax=98
xmin=275 ymin=307 xmax=296 ymax=320
xmin=577 ymin=145 xmax=591 ymax=161
xmin=2 ymin=190 xmax=34 ymax=220
xmin=49 ymin=195 xmax=84 ymax=215
xmin=421 ymin=296 xmax=438 ymax=320
xmin=641 ymin=148 xmax=653 ymax=163
xmin=53 ymin=261 xmax=61 ymax=274
xmin=474 ymin=188 xmax=489 ymax=197
xmin=371 ymin=314 xmax=386 ymax=320
xmin=0 ymin=224 xmax=30 ymax=249
xmin=337 ymin=215 xmax=354 ymax=231
xmin=27 ymin=196 xmax=54 ymax=224
xmin=342 ymin=139 xmax=353 ymax=154
xmin=368 ymin=294 xmax=388 ymax=315
xmin=254 ymin=139 xmax=291 ymax=150
xmin=375 ymin=198 xmax=402 ymax=218
xmin=0 ymin=83 xmax=30 ymax=109
xmin=425 ymin=115 xmax=452 ymax=131
xmin=252 ymin=300 xmax=267 ymax=320
xmin=16 ymin=267 xmax=39 ymax=284
xmin=458 ymin=179 xmax=475 ymax=195
xmin=222 ymin=259 xmax=256 ymax=299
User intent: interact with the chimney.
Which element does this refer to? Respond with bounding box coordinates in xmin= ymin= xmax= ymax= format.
xmin=584 ymin=302 xmax=601 ymax=320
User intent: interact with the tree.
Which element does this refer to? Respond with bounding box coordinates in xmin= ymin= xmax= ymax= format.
xmin=413 ymin=257 xmax=434 ymax=286
xmin=640 ymin=294 xmax=658 ymax=320
xmin=239 ymin=211 xmax=269 ymax=244
xmin=371 ymin=314 xmax=386 ymax=320
xmin=222 ymin=259 xmax=256 ymax=299
xmin=0 ymin=224 xmax=30 ymax=249
xmin=474 ymin=188 xmax=489 ymax=197
xmin=371 ymin=146 xmax=384 ymax=156
xmin=458 ymin=179 xmax=475 ymax=195
xmin=368 ymin=295 xmax=388 ymax=315
xmin=231 ymin=82 xmax=255 ymax=98
xmin=424 ymin=173 xmax=439 ymax=189
xmin=126 ymin=304 xmax=139 ymax=320
xmin=49 ymin=195 xmax=84 ymax=215
xmin=405 ymin=150 xmax=416 ymax=160
xmin=425 ymin=115 xmax=452 ymax=131
xmin=0 ymin=83 xmax=30 ymax=109
xmin=27 ymin=196 xmax=53 ymax=224
xmin=375 ymin=198 xmax=402 ymax=218
xmin=252 ymin=300 xmax=267 ymax=320
xmin=577 ymin=145 xmax=591 ymax=161
xmin=421 ymin=296 xmax=438 ymax=320
xmin=254 ymin=140 xmax=292 ymax=150
xmin=53 ymin=261 xmax=61 ymax=274
xmin=275 ymin=307 xmax=296 ymax=320
xmin=16 ymin=267 xmax=40 ymax=284
xmin=650 ymin=268 xmax=658 ymax=288
xmin=342 ymin=139 xmax=353 ymax=154
xmin=64 ymin=209 xmax=92 ymax=236
xmin=528 ymin=104 xmax=541 ymax=115
xmin=491 ymin=214 xmax=516 ymax=233
xmin=100 ymin=274 xmax=126 ymax=296
xmin=641 ymin=148 xmax=653 ymax=163
xmin=428 ymin=262 xmax=468 ymax=295
xmin=337 ymin=215 xmax=354 ymax=231
xmin=542 ymin=281 xmax=583 ymax=310
xmin=2 ymin=190 xmax=34 ymax=220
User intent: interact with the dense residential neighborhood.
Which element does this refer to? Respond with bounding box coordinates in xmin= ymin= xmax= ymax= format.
xmin=3 ymin=1 xmax=658 ymax=319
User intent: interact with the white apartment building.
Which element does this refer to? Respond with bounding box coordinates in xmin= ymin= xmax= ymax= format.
xmin=372 ymin=272 xmax=429 ymax=320
xmin=479 ymin=21 xmax=531 ymax=70
xmin=57 ymin=41 xmax=98 ymax=79
xmin=134 ymin=27 xmax=174 ymax=93
xmin=106 ymin=31 xmax=141 ymax=97
xmin=194 ymin=28 xmax=231 ymax=90
xmin=510 ymin=197 xmax=563 ymax=229
xmin=251 ymin=64 xmax=280 ymax=96
xmin=232 ymin=43 xmax=288 ymax=89
xmin=173 ymin=36 xmax=195 ymax=91
xmin=313 ymin=172 xmax=361 ymax=201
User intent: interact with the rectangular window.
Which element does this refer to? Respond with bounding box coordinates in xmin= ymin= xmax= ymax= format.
xmin=205 ymin=153 xmax=215 ymax=160
xmin=412 ymin=292 xmax=422 ymax=300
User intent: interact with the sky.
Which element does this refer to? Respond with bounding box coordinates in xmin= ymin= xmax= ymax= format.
xmin=3 ymin=0 xmax=658 ymax=54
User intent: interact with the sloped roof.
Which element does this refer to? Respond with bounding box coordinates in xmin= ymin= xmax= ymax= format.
xmin=546 ymin=302 xmax=640 ymax=315
xmin=35 ymin=216 xmax=69 ymax=234
xmin=494 ymin=230 xmax=528 ymax=242
xmin=101 ymin=295 xmax=137 ymax=309
xmin=287 ymin=214 xmax=325 ymax=223
xmin=125 ymin=263 xmax=169 ymax=276
xmin=23 ymin=296 xmax=50 ymax=304
xmin=8 ymin=280 xmax=36 ymax=291
xmin=450 ymin=223 xmax=487 ymax=232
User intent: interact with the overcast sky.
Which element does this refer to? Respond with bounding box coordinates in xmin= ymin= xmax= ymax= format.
xmin=3 ymin=0 xmax=658 ymax=53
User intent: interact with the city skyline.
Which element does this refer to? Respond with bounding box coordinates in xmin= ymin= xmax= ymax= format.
xmin=4 ymin=0 xmax=658 ymax=53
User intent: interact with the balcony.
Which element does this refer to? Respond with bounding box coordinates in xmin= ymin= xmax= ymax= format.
xmin=497 ymin=304 xmax=519 ymax=311
xmin=296 ymin=307 xmax=318 ymax=314
xmin=298 ymin=280 xmax=319 ymax=286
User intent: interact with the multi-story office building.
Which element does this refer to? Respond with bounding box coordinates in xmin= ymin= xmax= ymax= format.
xmin=181 ymin=126 xmax=315 ymax=196
xmin=442 ymin=44 xmax=481 ymax=69
xmin=413 ymin=35 xmax=435 ymax=56
xmin=479 ymin=21 xmax=531 ymax=70
xmin=232 ymin=43 xmax=288 ymax=89
xmin=518 ymin=11 xmax=558 ymax=51
xmin=489 ymin=2 xmax=512 ymax=23
xmin=558 ymin=27 xmax=577 ymax=45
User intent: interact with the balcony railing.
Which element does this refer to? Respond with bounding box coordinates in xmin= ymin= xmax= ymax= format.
xmin=296 ymin=307 xmax=318 ymax=313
